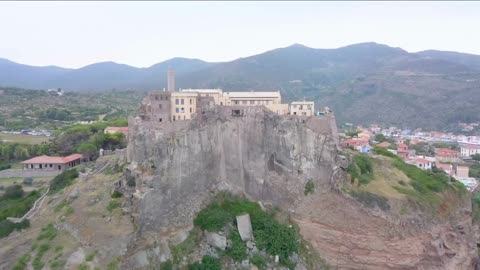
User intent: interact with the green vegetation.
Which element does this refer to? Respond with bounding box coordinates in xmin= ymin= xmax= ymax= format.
xmin=160 ymin=260 xmax=173 ymax=270
xmin=49 ymin=169 xmax=78 ymax=193
xmin=350 ymin=190 xmax=390 ymax=211
xmin=78 ymin=263 xmax=89 ymax=270
xmin=472 ymin=154 xmax=480 ymax=161
xmin=12 ymin=253 xmax=31 ymax=270
xmin=194 ymin=203 xmax=231 ymax=232
xmin=188 ymin=256 xmax=221 ymax=270
xmin=251 ymin=253 xmax=267 ymax=269
xmin=393 ymin=159 xmax=448 ymax=194
xmin=22 ymin=177 xmax=33 ymax=185
xmin=473 ymin=192 xmax=480 ymax=223
xmin=345 ymin=129 xmax=360 ymax=137
xmin=372 ymin=146 xmax=397 ymax=158
xmin=226 ymin=229 xmax=247 ymax=261
xmin=171 ymin=227 xmax=203 ymax=264
xmin=33 ymin=243 xmax=50 ymax=270
xmin=347 ymin=154 xmax=374 ymax=184
xmin=111 ymin=190 xmax=123 ymax=198
xmin=107 ymin=199 xmax=121 ymax=212
xmin=469 ymin=164 xmax=480 ymax=179
xmin=106 ymin=257 xmax=120 ymax=270
xmin=304 ymin=179 xmax=314 ymax=195
xmin=37 ymin=223 xmax=58 ymax=241
xmin=0 ymin=219 xmax=30 ymax=238
xmin=86 ymin=250 xmax=96 ymax=261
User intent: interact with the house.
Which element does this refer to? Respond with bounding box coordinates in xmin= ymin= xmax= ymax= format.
xmin=412 ymin=157 xmax=433 ymax=170
xmin=435 ymin=148 xmax=460 ymax=162
xmin=460 ymin=144 xmax=480 ymax=158
xmin=456 ymin=166 xmax=470 ymax=178
xmin=104 ymin=127 xmax=129 ymax=140
xmin=377 ymin=141 xmax=391 ymax=148
xmin=437 ymin=163 xmax=455 ymax=176
xmin=21 ymin=154 xmax=83 ymax=171
xmin=397 ymin=144 xmax=409 ymax=159
xmin=395 ymin=138 xmax=406 ymax=145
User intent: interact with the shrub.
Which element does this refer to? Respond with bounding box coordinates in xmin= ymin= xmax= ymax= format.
xmin=86 ymin=251 xmax=96 ymax=261
xmin=392 ymin=159 xmax=447 ymax=194
xmin=0 ymin=219 xmax=30 ymax=238
xmin=398 ymin=180 xmax=406 ymax=186
xmin=372 ymin=146 xmax=398 ymax=158
xmin=49 ymin=169 xmax=79 ymax=193
xmin=304 ymin=179 xmax=314 ymax=195
xmin=37 ymin=223 xmax=57 ymax=241
xmin=251 ymin=253 xmax=267 ymax=269
xmin=12 ymin=253 xmax=31 ymax=270
xmin=226 ymin=229 xmax=247 ymax=261
xmin=23 ymin=177 xmax=34 ymax=186
xmin=3 ymin=185 xmax=24 ymax=199
xmin=188 ymin=256 xmax=221 ymax=270
xmin=0 ymin=164 xmax=12 ymax=171
xmin=160 ymin=260 xmax=173 ymax=270
xmin=350 ymin=190 xmax=390 ymax=211
xmin=0 ymin=189 xmax=41 ymax=220
xmin=107 ymin=200 xmax=121 ymax=212
xmin=347 ymin=154 xmax=374 ymax=185
xmin=193 ymin=203 xmax=231 ymax=232
xmin=111 ymin=191 xmax=123 ymax=198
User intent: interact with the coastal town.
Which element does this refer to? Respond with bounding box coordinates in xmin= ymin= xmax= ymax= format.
xmin=342 ymin=124 xmax=480 ymax=191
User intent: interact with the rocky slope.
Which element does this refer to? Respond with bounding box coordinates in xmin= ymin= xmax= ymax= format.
xmin=124 ymin=106 xmax=479 ymax=269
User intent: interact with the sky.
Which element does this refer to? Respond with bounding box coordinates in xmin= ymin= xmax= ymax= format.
xmin=0 ymin=1 xmax=479 ymax=68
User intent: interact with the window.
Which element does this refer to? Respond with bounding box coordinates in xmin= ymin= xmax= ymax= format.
xmin=159 ymin=104 xmax=162 ymax=109
xmin=234 ymin=101 xmax=239 ymax=105
xmin=250 ymin=100 xmax=255 ymax=105
xmin=181 ymin=99 xmax=184 ymax=105
xmin=165 ymin=96 xmax=168 ymax=100
xmin=190 ymin=108 xmax=192 ymax=113
xmin=176 ymin=99 xmax=179 ymax=105
xmin=159 ymin=118 xmax=162 ymax=122
xmin=50 ymin=164 xmax=53 ymax=168
xmin=155 ymin=96 xmax=158 ymax=100
xmin=181 ymin=108 xmax=185 ymax=113
xmin=173 ymin=116 xmax=176 ymax=121
xmin=160 ymin=96 xmax=163 ymax=100
xmin=176 ymin=108 xmax=179 ymax=113
xmin=242 ymin=100 xmax=247 ymax=104
xmin=190 ymin=99 xmax=193 ymax=105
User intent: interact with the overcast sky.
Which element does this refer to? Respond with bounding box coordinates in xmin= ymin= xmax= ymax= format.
xmin=0 ymin=1 xmax=478 ymax=68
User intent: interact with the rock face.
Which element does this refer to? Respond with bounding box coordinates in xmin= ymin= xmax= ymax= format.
xmin=125 ymin=106 xmax=478 ymax=269
xmin=236 ymin=214 xmax=254 ymax=241
xmin=127 ymin=107 xmax=342 ymax=231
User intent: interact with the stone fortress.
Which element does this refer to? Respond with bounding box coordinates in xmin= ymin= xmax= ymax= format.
xmin=138 ymin=69 xmax=324 ymax=124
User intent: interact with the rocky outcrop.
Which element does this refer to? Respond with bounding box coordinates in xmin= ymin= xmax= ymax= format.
xmin=124 ymin=106 xmax=478 ymax=269
xmin=127 ymin=107 xmax=342 ymax=232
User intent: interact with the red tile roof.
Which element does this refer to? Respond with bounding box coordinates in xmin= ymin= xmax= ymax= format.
xmin=21 ymin=154 xmax=82 ymax=164
xmin=462 ymin=144 xmax=480 ymax=150
xmin=415 ymin=158 xmax=431 ymax=164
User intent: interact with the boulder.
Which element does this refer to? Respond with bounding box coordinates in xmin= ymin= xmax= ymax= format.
xmin=236 ymin=214 xmax=254 ymax=241
xmin=206 ymin=232 xmax=227 ymax=250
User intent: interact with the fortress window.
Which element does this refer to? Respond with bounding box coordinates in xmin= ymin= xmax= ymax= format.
xmin=232 ymin=109 xmax=243 ymax=116
xmin=173 ymin=116 xmax=176 ymax=121
xmin=155 ymin=96 xmax=158 ymax=100
xmin=242 ymin=100 xmax=247 ymax=104
xmin=176 ymin=99 xmax=179 ymax=105
xmin=159 ymin=118 xmax=162 ymax=122
xmin=181 ymin=107 xmax=185 ymax=113
xmin=190 ymin=99 xmax=193 ymax=105
xmin=234 ymin=100 xmax=239 ymax=105
xmin=190 ymin=108 xmax=192 ymax=113
xmin=159 ymin=104 xmax=162 ymax=109
xmin=250 ymin=100 xmax=255 ymax=105
xmin=181 ymin=99 xmax=184 ymax=105
xmin=176 ymin=108 xmax=179 ymax=113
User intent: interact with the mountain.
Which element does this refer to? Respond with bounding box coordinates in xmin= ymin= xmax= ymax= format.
xmin=1 ymin=42 xmax=480 ymax=130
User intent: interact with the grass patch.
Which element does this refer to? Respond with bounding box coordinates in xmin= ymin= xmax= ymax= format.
xmin=107 ymin=199 xmax=121 ymax=212
xmin=12 ymin=253 xmax=31 ymax=270
xmin=79 ymin=264 xmax=89 ymax=270
xmin=193 ymin=203 xmax=231 ymax=232
xmin=226 ymin=229 xmax=247 ymax=261
xmin=111 ymin=190 xmax=123 ymax=198
xmin=188 ymin=255 xmax=221 ymax=270
xmin=64 ymin=205 xmax=74 ymax=216
xmin=49 ymin=169 xmax=79 ymax=194
xmin=0 ymin=186 xmax=42 ymax=220
xmin=107 ymin=257 xmax=120 ymax=270
xmin=86 ymin=250 xmax=97 ymax=261
xmin=54 ymin=199 xmax=68 ymax=212
xmin=33 ymin=243 xmax=50 ymax=270
xmin=251 ymin=253 xmax=267 ymax=269
xmin=160 ymin=260 xmax=173 ymax=270
xmin=37 ymin=223 xmax=57 ymax=241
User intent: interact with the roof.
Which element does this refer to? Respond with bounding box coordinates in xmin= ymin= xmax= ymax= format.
xmin=462 ymin=144 xmax=480 ymax=150
xmin=180 ymin=89 xmax=223 ymax=94
xmin=225 ymin=91 xmax=280 ymax=98
xmin=435 ymin=148 xmax=458 ymax=153
xmin=21 ymin=154 xmax=83 ymax=164
xmin=415 ymin=158 xmax=431 ymax=164
xmin=291 ymin=101 xmax=314 ymax=105
xmin=437 ymin=163 xmax=453 ymax=170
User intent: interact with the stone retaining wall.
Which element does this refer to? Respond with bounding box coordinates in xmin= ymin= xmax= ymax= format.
xmin=0 ymin=169 xmax=61 ymax=179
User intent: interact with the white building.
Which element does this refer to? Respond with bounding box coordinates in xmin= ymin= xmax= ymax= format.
xmin=460 ymin=144 xmax=480 ymax=157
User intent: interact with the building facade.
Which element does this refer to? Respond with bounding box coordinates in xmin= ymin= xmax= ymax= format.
xmin=289 ymin=101 xmax=315 ymax=116
xmin=21 ymin=154 xmax=83 ymax=171
xmin=460 ymin=145 xmax=480 ymax=158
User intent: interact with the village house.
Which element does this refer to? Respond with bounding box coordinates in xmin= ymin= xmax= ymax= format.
xmin=434 ymin=148 xmax=460 ymax=163
xmin=376 ymin=141 xmax=391 ymax=148
xmin=456 ymin=166 xmax=470 ymax=178
xmin=460 ymin=144 xmax=480 ymax=158
xmin=21 ymin=154 xmax=83 ymax=171
xmin=397 ymin=143 xmax=409 ymax=159
xmin=411 ymin=157 xmax=433 ymax=170
xmin=437 ymin=163 xmax=455 ymax=176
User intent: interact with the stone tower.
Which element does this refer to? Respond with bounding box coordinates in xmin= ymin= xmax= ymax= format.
xmin=167 ymin=68 xmax=175 ymax=92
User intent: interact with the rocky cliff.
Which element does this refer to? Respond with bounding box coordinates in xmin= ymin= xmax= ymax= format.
xmin=124 ymin=106 xmax=478 ymax=269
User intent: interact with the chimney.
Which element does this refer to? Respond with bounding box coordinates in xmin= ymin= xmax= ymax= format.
xmin=167 ymin=68 xmax=175 ymax=92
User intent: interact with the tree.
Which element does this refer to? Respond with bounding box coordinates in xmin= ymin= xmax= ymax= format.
xmin=472 ymin=154 xmax=480 ymax=161
xmin=374 ymin=134 xmax=386 ymax=142
xmin=3 ymin=185 xmax=24 ymax=199
xmin=77 ymin=143 xmax=97 ymax=161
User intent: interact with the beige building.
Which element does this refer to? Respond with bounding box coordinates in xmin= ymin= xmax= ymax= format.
xmin=139 ymin=70 xmax=317 ymax=122
xmin=290 ymin=101 xmax=315 ymax=116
